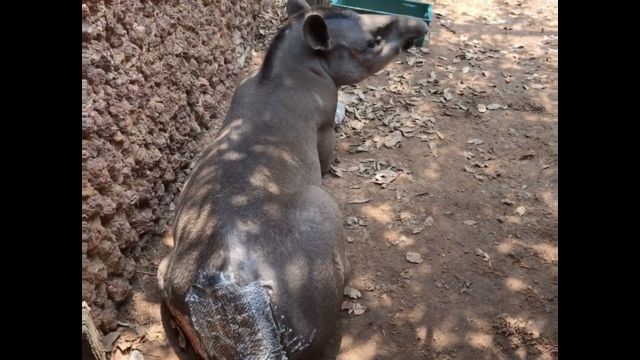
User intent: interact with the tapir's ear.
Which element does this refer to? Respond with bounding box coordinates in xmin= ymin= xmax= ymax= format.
xmin=303 ymin=14 xmax=331 ymax=51
xmin=287 ymin=0 xmax=310 ymax=17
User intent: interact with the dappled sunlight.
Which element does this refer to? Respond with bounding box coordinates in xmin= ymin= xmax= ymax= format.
xmin=249 ymin=165 xmax=281 ymax=195
xmin=337 ymin=333 xmax=380 ymax=360
xmin=231 ymin=194 xmax=249 ymax=206
xmin=217 ymin=118 xmax=246 ymax=142
xmin=505 ymin=277 xmax=528 ymax=292
xmin=382 ymin=230 xmax=415 ymax=247
xmin=252 ymin=144 xmax=299 ymax=166
xmin=514 ymin=347 xmax=527 ymax=359
xmin=538 ymin=189 xmax=557 ymax=214
xmin=502 ymin=314 xmax=546 ymax=339
xmin=175 ymin=202 xmax=216 ymax=240
xmin=531 ymin=242 xmax=558 ymax=263
xmin=497 ymin=240 xmax=514 ymax=255
xmin=432 ymin=326 xmax=460 ymax=351
xmin=262 ymin=202 xmax=284 ymax=219
xmin=313 ymin=92 xmax=325 ymax=107
xmin=496 ymin=236 xmax=557 ymax=264
xmin=498 ymin=313 xmax=556 ymax=360
xmin=421 ymin=161 xmax=441 ymax=180
xmin=227 ymin=242 xmax=250 ymax=266
xmin=285 ymin=255 xmax=309 ymax=293
xmin=465 ymin=331 xmax=494 ymax=349
xmin=406 ymin=304 xmax=427 ymax=325
xmin=163 ymin=229 xmax=175 ymax=247
xmin=377 ymin=292 xmax=394 ymax=307
xmin=360 ymin=203 xmax=393 ymax=224
xmin=534 ymin=90 xmax=558 ymax=116
xmin=457 ymin=309 xmax=493 ymax=332
xmin=235 ymin=219 xmax=260 ymax=234
xmin=221 ymin=150 xmax=246 ymax=161
xmin=416 ymin=262 xmax=433 ymax=275
xmin=130 ymin=291 xmax=163 ymax=324
xmin=415 ymin=325 xmax=428 ymax=344
xmin=504 ymin=215 xmax=524 ymax=224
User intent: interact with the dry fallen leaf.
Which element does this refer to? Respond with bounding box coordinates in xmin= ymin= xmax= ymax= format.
xmin=384 ymin=131 xmax=403 ymax=148
xmin=373 ymin=169 xmax=399 ymax=188
xmin=102 ymin=330 xmax=122 ymax=352
xmin=114 ymin=328 xmax=140 ymax=353
xmin=342 ymin=300 xmax=367 ymax=315
xmin=516 ymin=206 xmax=526 ymax=216
xmin=399 ymin=127 xmax=415 ymax=137
xmin=344 ymin=287 xmax=362 ymax=299
xmin=424 ymin=216 xmax=434 ymax=227
xmin=413 ymin=216 xmax=433 ymax=233
xmin=348 ymin=198 xmax=372 ymax=204
xmin=129 ymin=350 xmax=144 ymax=360
xmin=520 ymin=151 xmax=536 ymax=160
xmin=401 ymin=269 xmax=413 ymax=279
xmin=329 ymin=165 xmax=345 ymax=178
xmin=350 ymin=119 xmax=364 ymax=130
xmin=111 ymin=349 xmax=126 ymax=360
xmin=352 ymin=303 xmax=366 ymax=315
xmin=475 ymin=248 xmax=491 ymax=261
xmin=406 ymin=252 xmax=424 ymax=264
xmin=347 ymin=216 xmax=367 ymax=227
xmin=145 ymin=324 xmax=166 ymax=344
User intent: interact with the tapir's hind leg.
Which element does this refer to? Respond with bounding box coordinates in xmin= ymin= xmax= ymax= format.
xmin=274 ymin=185 xmax=347 ymax=359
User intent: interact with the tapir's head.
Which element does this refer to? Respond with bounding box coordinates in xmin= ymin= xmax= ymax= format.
xmin=285 ymin=0 xmax=428 ymax=86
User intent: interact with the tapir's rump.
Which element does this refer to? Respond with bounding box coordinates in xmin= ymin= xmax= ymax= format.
xmin=186 ymin=271 xmax=286 ymax=360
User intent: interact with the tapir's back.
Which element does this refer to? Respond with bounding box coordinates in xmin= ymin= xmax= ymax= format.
xmin=161 ymin=76 xmax=345 ymax=360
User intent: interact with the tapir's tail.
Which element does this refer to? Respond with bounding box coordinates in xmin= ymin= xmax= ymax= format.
xmin=182 ymin=271 xmax=287 ymax=360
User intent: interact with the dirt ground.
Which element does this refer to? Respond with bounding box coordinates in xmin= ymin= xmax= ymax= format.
xmin=109 ymin=0 xmax=558 ymax=359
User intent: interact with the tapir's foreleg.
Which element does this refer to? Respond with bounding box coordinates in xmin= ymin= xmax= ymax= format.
xmin=318 ymin=123 xmax=336 ymax=174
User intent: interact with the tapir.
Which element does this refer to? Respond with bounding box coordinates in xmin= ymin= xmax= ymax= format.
xmin=157 ymin=0 xmax=428 ymax=358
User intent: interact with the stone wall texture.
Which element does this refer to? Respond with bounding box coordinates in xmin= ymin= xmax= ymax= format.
xmin=82 ymin=0 xmax=278 ymax=331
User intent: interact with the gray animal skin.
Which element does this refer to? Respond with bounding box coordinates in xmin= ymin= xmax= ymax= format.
xmin=157 ymin=1 xmax=428 ymax=359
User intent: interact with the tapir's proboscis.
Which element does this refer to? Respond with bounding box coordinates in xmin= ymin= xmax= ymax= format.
xmin=157 ymin=1 xmax=428 ymax=358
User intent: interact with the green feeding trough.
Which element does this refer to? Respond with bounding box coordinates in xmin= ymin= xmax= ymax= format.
xmin=330 ymin=0 xmax=432 ymax=47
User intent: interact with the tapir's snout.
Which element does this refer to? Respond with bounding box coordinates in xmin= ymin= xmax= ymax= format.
xmin=401 ymin=16 xmax=429 ymax=36
xmin=359 ymin=14 xmax=428 ymax=53
xmin=398 ymin=17 xmax=429 ymax=50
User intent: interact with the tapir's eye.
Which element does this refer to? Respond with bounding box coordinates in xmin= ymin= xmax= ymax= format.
xmin=367 ymin=36 xmax=383 ymax=49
